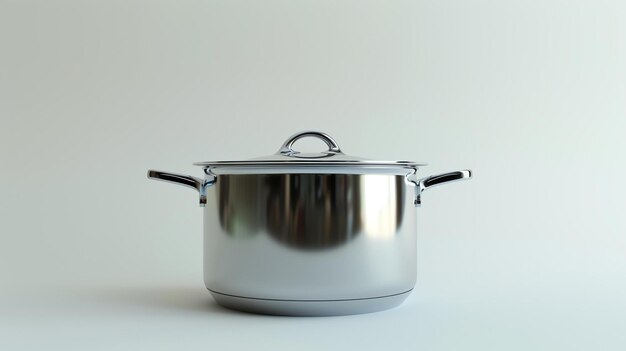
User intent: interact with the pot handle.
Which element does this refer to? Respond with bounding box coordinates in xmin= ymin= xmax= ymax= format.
xmin=147 ymin=170 xmax=214 ymax=206
xmin=412 ymin=170 xmax=472 ymax=206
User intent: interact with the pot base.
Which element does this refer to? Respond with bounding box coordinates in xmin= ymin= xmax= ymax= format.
xmin=208 ymin=289 xmax=412 ymax=316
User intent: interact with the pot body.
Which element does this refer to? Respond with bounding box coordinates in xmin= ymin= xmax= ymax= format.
xmin=148 ymin=131 xmax=472 ymax=315
xmin=202 ymin=173 xmax=418 ymax=315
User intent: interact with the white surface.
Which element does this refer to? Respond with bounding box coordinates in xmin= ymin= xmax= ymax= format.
xmin=1 ymin=0 xmax=626 ymax=350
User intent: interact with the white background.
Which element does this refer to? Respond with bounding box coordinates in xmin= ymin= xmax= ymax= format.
xmin=1 ymin=0 xmax=625 ymax=350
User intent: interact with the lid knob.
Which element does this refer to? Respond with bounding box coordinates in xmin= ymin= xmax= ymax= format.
xmin=277 ymin=131 xmax=342 ymax=158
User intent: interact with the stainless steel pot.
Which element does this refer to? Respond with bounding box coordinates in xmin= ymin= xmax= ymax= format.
xmin=148 ymin=131 xmax=471 ymax=316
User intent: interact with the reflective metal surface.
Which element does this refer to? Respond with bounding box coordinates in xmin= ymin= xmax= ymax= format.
xmin=213 ymin=174 xmax=406 ymax=249
xmin=209 ymin=289 xmax=412 ymax=316
xmin=203 ymin=173 xmax=418 ymax=301
xmin=278 ymin=130 xmax=342 ymax=157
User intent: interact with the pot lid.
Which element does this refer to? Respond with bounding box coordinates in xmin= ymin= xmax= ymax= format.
xmin=194 ymin=131 xmax=426 ymax=174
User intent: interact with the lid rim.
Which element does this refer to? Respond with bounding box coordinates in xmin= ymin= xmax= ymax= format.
xmin=193 ymin=161 xmax=427 ymax=168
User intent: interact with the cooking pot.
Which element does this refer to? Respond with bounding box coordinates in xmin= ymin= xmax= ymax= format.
xmin=148 ymin=131 xmax=471 ymax=316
